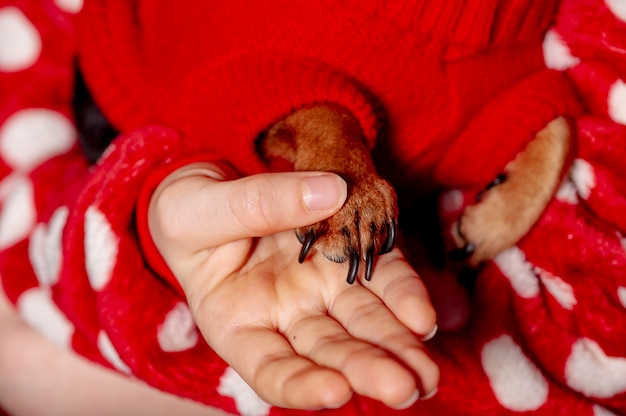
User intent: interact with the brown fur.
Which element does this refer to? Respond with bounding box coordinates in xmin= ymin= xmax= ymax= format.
xmin=453 ymin=117 xmax=571 ymax=266
xmin=261 ymin=105 xmax=397 ymax=283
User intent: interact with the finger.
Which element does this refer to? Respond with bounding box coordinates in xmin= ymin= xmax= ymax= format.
xmin=151 ymin=165 xmax=347 ymax=249
xmin=361 ymin=249 xmax=438 ymax=337
xmin=217 ymin=325 xmax=352 ymax=410
xmin=329 ymin=285 xmax=440 ymax=400
xmin=286 ymin=313 xmax=423 ymax=409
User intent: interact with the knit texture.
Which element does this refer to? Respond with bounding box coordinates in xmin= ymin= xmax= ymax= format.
xmin=1 ymin=0 xmax=625 ymax=415
xmin=77 ymin=0 xmax=565 ymax=187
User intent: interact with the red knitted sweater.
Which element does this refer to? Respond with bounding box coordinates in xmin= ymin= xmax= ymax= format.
xmin=77 ymin=0 xmax=578 ymax=190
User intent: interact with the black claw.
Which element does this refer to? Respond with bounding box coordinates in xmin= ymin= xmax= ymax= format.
xmin=298 ymin=229 xmax=316 ymax=263
xmin=486 ymin=173 xmax=507 ymax=191
xmin=381 ymin=221 xmax=396 ymax=254
xmin=477 ymin=173 xmax=508 ymax=202
xmin=346 ymin=250 xmax=360 ymax=284
xmin=448 ymin=242 xmax=476 ymax=261
xmin=365 ymin=245 xmax=375 ymax=281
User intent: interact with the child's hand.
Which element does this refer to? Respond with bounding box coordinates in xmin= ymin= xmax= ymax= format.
xmin=148 ymin=163 xmax=439 ymax=410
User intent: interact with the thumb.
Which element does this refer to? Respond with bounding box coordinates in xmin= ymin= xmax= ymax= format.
xmin=149 ymin=163 xmax=347 ymax=250
xmin=212 ymin=171 xmax=348 ymax=243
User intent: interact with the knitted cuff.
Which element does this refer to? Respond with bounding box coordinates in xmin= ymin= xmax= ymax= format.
xmin=434 ymin=70 xmax=582 ymax=188
xmin=161 ymin=53 xmax=383 ymax=177
xmin=77 ymin=2 xmax=383 ymax=178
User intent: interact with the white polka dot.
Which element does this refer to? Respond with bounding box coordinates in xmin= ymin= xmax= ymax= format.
xmin=608 ymin=79 xmax=626 ymax=126
xmin=565 ymin=338 xmax=626 ymax=398
xmin=0 ymin=109 xmax=76 ymax=171
xmin=157 ymin=302 xmax=199 ymax=353
xmin=17 ymin=287 xmax=74 ymax=348
xmin=84 ymin=206 xmax=118 ymax=291
xmin=618 ymin=287 xmax=626 ymax=309
xmin=481 ymin=335 xmax=549 ymax=411
xmin=555 ymin=179 xmax=579 ymax=204
xmin=493 ymin=246 xmax=539 ymax=299
xmin=97 ymin=331 xmax=132 ymax=374
xmin=536 ymin=267 xmax=577 ymax=310
xmin=594 ymin=404 xmax=619 ymax=416
xmin=29 ymin=206 xmax=69 ymax=287
xmin=605 ymin=0 xmax=626 ymax=22
xmin=53 ymin=0 xmax=83 ymax=14
xmin=543 ymin=29 xmax=580 ymax=71
xmin=0 ymin=174 xmax=36 ymax=250
xmin=440 ymin=189 xmax=464 ymax=213
xmin=570 ymin=158 xmax=596 ymax=200
xmin=218 ymin=367 xmax=271 ymax=416
xmin=618 ymin=231 xmax=626 ymax=253
xmin=0 ymin=7 xmax=41 ymax=72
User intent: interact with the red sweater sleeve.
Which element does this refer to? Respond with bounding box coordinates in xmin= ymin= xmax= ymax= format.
xmin=135 ymin=154 xmax=240 ymax=298
xmin=0 ymin=121 xmax=246 ymax=409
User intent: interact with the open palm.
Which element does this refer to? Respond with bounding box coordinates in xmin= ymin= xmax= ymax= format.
xmin=148 ymin=164 xmax=439 ymax=410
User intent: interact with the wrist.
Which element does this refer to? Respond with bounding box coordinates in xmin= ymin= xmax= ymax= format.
xmin=137 ymin=158 xmax=238 ymax=298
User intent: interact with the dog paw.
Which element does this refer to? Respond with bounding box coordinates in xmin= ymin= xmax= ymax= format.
xmin=296 ymin=174 xmax=398 ymax=284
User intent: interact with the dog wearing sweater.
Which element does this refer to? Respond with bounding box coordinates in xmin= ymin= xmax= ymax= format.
xmin=73 ymin=1 xmax=586 ymax=288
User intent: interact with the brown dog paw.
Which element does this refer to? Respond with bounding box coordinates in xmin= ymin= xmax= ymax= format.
xmin=449 ymin=117 xmax=571 ymax=266
xmin=296 ymin=173 xmax=398 ymax=283
xmin=261 ymin=104 xmax=398 ymax=283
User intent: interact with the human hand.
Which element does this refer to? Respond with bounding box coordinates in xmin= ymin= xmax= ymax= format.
xmin=148 ymin=163 xmax=439 ymax=410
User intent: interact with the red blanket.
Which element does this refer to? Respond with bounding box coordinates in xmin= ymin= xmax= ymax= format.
xmin=1 ymin=0 xmax=625 ymax=415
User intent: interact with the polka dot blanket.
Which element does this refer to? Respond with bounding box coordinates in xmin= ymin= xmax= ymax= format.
xmin=0 ymin=1 xmax=625 ymax=415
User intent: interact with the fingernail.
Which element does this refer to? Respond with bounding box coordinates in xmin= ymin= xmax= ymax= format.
xmin=324 ymin=397 xmax=351 ymax=410
xmin=389 ymin=390 xmax=420 ymax=410
xmin=420 ymin=325 xmax=438 ymax=342
xmin=420 ymin=387 xmax=438 ymax=400
xmin=303 ymin=174 xmax=347 ymax=212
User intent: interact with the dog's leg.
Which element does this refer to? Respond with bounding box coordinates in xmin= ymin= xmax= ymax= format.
xmin=261 ymin=104 xmax=397 ymax=283
xmin=450 ymin=117 xmax=571 ymax=266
